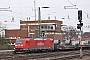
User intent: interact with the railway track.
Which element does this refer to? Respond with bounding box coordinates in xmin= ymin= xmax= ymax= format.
xmin=0 ymin=50 xmax=90 ymax=60
xmin=30 ymin=50 xmax=90 ymax=60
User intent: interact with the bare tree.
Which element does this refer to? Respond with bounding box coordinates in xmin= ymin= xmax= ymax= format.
xmin=61 ymin=26 xmax=77 ymax=40
xmin=0 ymin=22 xmax=7 ymax=37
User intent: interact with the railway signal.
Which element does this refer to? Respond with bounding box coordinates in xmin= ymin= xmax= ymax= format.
xmin=77 ymin=23 xmax=83 ymax=30
xmin=77 ymin=10 xmax=83 ymax=30
xmin=77 ymin=10 xmax=83 ymax=58
xmin=78 ymin=10 xmax=82 ymax=20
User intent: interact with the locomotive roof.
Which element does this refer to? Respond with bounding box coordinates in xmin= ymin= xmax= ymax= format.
xmin=29 ymin=37 xmax=52 ymax=40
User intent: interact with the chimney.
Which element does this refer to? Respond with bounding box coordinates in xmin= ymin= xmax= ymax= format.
xmin=29 ymin=17 xmax=30 ymax=20
xmin=27 ymin=17 xmax=28 ymax=21
xmin=55 ymin=16 xmax=56 ymax=20
xmin=48 ymin=16 xmax=50 ymax=20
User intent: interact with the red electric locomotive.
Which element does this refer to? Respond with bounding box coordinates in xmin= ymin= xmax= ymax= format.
xmin=14 ymin=37 xmax=54 ymax=53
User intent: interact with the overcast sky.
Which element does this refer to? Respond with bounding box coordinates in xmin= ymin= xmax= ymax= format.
xmin=0 ymin=0 xmax=90 ymax=32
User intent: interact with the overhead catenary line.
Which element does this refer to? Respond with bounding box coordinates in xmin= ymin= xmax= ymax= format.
xmin=67 ymin=0 xmax=90 ymax=19
xmin=0 ymin=0 xmax=90 ymax=21
xmin=67 ymin=0 xmax=75 ymax=6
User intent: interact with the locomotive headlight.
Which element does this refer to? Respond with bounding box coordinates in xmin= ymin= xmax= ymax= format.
xmin=21 ymin=45 xmax=23 ymax=46
xmin=15 ymin=45 xmax=17 ymax=46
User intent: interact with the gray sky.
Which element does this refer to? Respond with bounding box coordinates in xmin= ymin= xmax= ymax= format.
xmin=0 ymin=0 xmax=90 ymax=32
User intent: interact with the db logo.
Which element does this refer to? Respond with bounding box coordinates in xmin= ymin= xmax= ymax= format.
xmin=37 ymin=42 xmax=44 ymax=46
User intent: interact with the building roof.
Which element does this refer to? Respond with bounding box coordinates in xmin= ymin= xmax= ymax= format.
xmin=20 ymin=20 xmax=62 ymax=23
xmin=20 ymin=20 xmax=63 ymax=26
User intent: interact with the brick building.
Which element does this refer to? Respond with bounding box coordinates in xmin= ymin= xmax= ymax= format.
xmin=5 ymin=20 xmax=63 ymax=43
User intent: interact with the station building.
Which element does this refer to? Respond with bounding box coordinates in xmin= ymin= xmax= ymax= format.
xmin=5 ymin=20 xmax=63 ymax=43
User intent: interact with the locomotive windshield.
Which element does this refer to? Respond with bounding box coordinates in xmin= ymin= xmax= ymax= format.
xmin=16 ymin=39 xmax=24 ymax=44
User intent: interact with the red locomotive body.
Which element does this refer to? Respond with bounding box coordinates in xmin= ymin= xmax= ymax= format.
xmin=14 ymin=38 xmax=30 ymax=52
xmin=14 ymin=38 xmax=54 ymax=53
xmin=30 ymin=38 xmax=54 ymax=50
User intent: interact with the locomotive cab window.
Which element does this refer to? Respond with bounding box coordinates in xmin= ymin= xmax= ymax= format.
xmin=16 ymin=39 xmax=24 ymax=44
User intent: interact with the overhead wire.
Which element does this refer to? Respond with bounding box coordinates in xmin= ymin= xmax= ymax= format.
xmin=37 ymin=0 xmax=81 ymax=20
xmin=0 ymin=0 xmax=30 ymax=18
xmin=67 ymin=0 xmax=90 ymax=19
xmin=67 ymin=0 xmax=75 ymax=6
xmin=0 ymin=0 xmax=34 ymax=19
xmin=0 ymin=0 xmax=90 ymax=21
xmin=11 ymin=11 xmax=31 ymax=16
xmin=67 ymin=0 xmax=90 ymax=30
xmin=74 ymin=0 xmax=82 ymax=4
xmin=0 ymin=0 xmax=76 ymax=20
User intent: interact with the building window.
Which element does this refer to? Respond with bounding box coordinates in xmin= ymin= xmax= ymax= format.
xmin=45 ymin=25 xmax=47 ymax=29
xmin=51 ymin=26 xmax=53 ymax=29
xmin=48 ymin=26 xmax=50 ymax=30
xmin=41 ymin=25 xmax=43 ymax=28
xmin=41 ymin=24 xmax=56 ymax=30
